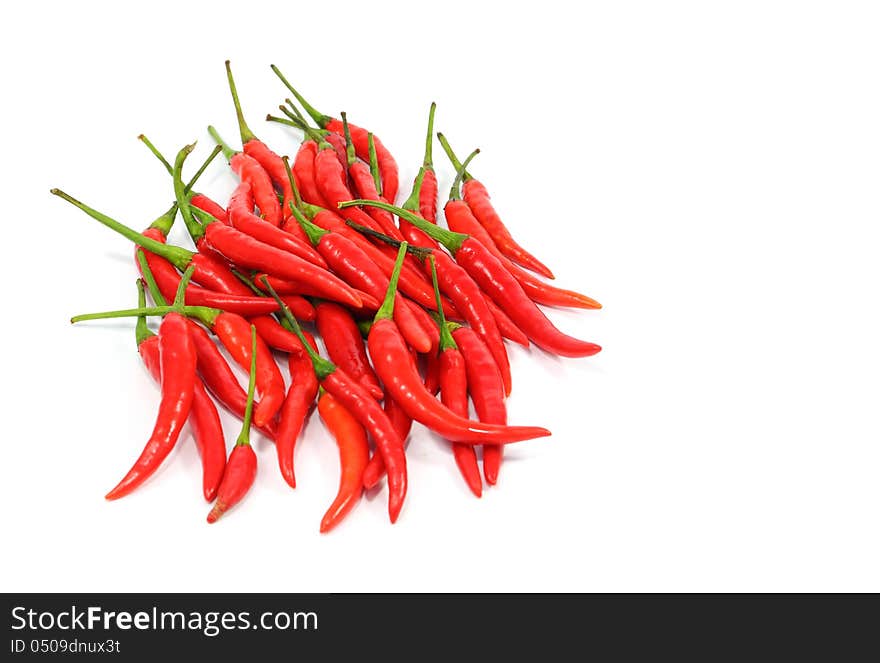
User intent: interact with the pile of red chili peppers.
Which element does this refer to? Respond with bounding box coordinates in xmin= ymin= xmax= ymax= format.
xmin=53 ymin=62 xmax=602 ymax=531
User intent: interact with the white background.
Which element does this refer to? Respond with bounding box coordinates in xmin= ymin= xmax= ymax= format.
xmin=1 ymin=1 xmax=878 ymax=592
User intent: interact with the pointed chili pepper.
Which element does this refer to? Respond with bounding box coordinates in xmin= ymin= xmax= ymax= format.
xmin=317 ymin=391 xmax=370 ymax=533
xmin=482 ymin=294 xmax=529 ymax=347
xmin=133 ymin=278 xmax=226 ymax=501
xmin=340 ymin=155 xmax=602 ymax=359
xmin=137 ymin=252 xmax=278 ymax=441
xmin=71 ymin=300 xmax=286 ymax=429
xmin=190 ymin=193 xmax=228 ymax=224
xmin=274 ymin=329 xmax=319 ymax=489
xmin=437 ymin=135 xmax=601 ymax=310
xmin=430 ymin=258 xmax=482 ymax=497
xmin=452 ymin=324 xmax=507 ymax=486
xmin=274 ymin=101 xmax=350 ymax=170
xmin=260 ymin=277 xmax=407 ymax=524
xmin=208 ymin=124 xmax=281 ymax=227
xmin=104 ymin=269 xmax=199 ymax=500
xmin=207 ymin=325 xmax=260 ymax=523
xmin=271 ymin=64 xmax=400 ymax=203
xmin=357 ymin=242 xmax=551 ymax=443
xmin=341 ymin=112 xmax=403 ymax=240
xmin=438 ymin=133 xmax=555 ymax=279
xmin=315 ymin=301 xmax=384 ymax=400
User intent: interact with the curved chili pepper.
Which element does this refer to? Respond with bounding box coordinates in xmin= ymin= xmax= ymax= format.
xmin=250 ymin=315 xmax=307 ymax=353
xmin=272 ymin=65 xmax=400 ymax=203
xmin=231 ymin=151 xmax=282 ymax=226
xmin=438 ymin=133 xmax=554 ymax=279
xmin=292 ymin=140 xmax=330 ymax=208
xmin=360 ymin=244 xmax=550 ymax=443
xmin=257 ymin=273 xmax=382 ymax=311
xmin=290 ymin=207 xmax=431 ymax=354
xmin=316 ymin=301 xmax=383 ymax=400
xmin=262 ymin=276 xmax=407 ymax=523
xmin=135 ymin=280 xmax=226 ymax=501
xmin=190 ymin=193 xmax=227 ymax=224
xmin=483 ymin=293 xmax=530 ymax=348
xmin=452 ymin=325 xmax=507 ymax=485
xmin=275 ymin=330 xmax=319 ymax=488
xmin=226 ymin=179 xmax=327 ymax=268
xmin=208 ymin=326 xmax=260 ymax=523
xmin=106 ymin=311 xmax=196 ymax=500
xmin=317 ymin=391 xmax=370 ymax=533
xmin=341 ymin=192 xmax=602 ymax=359
xmin=341 ymin=113 xmax=403 ymax=239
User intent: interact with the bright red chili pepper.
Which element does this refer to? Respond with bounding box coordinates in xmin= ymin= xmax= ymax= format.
xmin=418 ymin=103 xmax=439 ymax=224
xmin=106 ymin=310 xmax=196 ymax=500
xmin=231 ymin=151 xmax=282 ymax=226
xmin=316 ymin=301 xmax=384 ymax=400
xmin=483 ymin=293 xmax=530 ymax=348
xmin=292 ymin=140 xmax=330 ymax=208
xmin=275 ymin=330 xmax=319 ymax=489
xmin=452 ymin=324 xmax=507 ymax=485
xmin=438 ymin=133 xmax=554 ymax=280
xmin=190 ymin=193 xmax=227 ymax=224
xmin=262 ymin=277 xmax=407 ymax=523
xmin=257 ymin=273 xmax=382 ymax=311
xmin=134 ymin=280 xmax=226 ymax=502
xmin=272 ymin=64 xmax=400 ymax=203
xmin=317 ymin=391 xmax=370 ymax=533
xmin=208 ymin=325 xmax=260 ymax=523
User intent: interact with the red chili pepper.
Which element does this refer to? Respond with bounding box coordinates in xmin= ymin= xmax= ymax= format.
xmin=257 ymin=273 xmax=381 ymax=312
xmin=430 ymin=258 xmax=482 ymax=497
xmin=106 ymin=307 xmax=196 ymax=500
xmin=226 ymin=178 xmax=328 ymax=268
xmin=360 ymin=243 xmax=550 ymax=444
xmin=418 ymin=103 xmax=439 ymax=224
xmin=341 ymin=112 xmax=404 ymax=240
xmin=262 ymin=278 xmax=407 ymax=524
xmin=438 ymin=133 xmax=555 ymax=279
xmin=208 ymin=325 xmax=260 ymax=523
xmin=272 ymin=65 xmax=400 ymax=202
xmin=340 ymin=159 xmax=602 ymax=358
xmin=317 ymin=391 xmax=370 ymax=533
xmin=134 ymin=280 xmax=226 ymax=502
xmin=452 ymin=324 xmax=507 ymax=485
xmin=289 ymin=205 xmax=432 ymax=354
xmin=275 ymin=330 xmax=319 ymax=489
xmin=190 ymin=194 xmax=227 ymax=224
xmin=292 ymin=140 xmax=330 ymax=208
xmin=483 ymin=293 xmax=530 ymax=348
xmin=316 ymin=301 xmax=384 ymax=400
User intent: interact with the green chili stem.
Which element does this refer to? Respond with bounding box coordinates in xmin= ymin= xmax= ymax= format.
xmin=207 ymin=125 xmax=239 ymax=162
xmin=402 ymin=167 xmax=426 ymax=212
xmin=374 ymin=242 xmax=408 ymax=322
xmin=344 ymin=220 xmax=432 ymax=260
xmin=237 ymin=326 xmax=258 ymax=446
xmin=225 ymin=60 xmax=257 ymax=144
xmin=368 ymin=133 xmax=382 ymax=196
xmin=449 ymin=148 xmax=480 ymax=202
xmin=341 ymin=111 xmax=357 ymax=167
xmin=437 ymin=132 xmax=473 ymax=182
xmin=172 ymin=143 xmax=204 ymax=241
xmin=269 ymin=65 xmax=331 ymax=128
xmin=429 ymin=255 xmax=457 ymax=351
xmin=149 ymin=203 xmax=178 ymax=236
xmin=289 ymin=203 xmax=327 ymax=246
xmin=186 ymin=145 xmax=223 ymax=190
xmin=138 ymin=135 xmax=172 ymax=173
xmin=50 ymin=189 xmax=194 ymax=270
xmin=72 ymin=305 xmax=219 ymax=327
xmin=136 ymin=251 xmax=168 ymax=306
xmin=230 ymin=268 xmax=263 ymax=296
xmin=338 ymin=199 xmax=467 ymax=253
xmin=173 ymin=265 xmax=196 ymax=308
xmin=135 ymin=280 xmax=154 ymax=347
xmin=259 ymin=277 xmax=336 ymax=380
xmin=281 ymin=155 xmax=303 ymax=209
xmin=423 ymin=103 xmax=436 ymax=169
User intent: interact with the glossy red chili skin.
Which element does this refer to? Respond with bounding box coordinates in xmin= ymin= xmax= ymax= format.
xmin=228 ymin=180 xmax=328 ymax=269
xmin=140 ymin=335 xmax=226 ymax=501
xmin=202 ymin=222 xmax=362 ymax=309
xmin=315 ymin=232 xmax=431 ymax=353
xmin=230 ymin=152 xmax=281 ymax=227
xmin=462 ymin=178 xmax=555 ymax=280
xmin=426 ymin=250 xmax=511 ymax=395
xmin=242 ymin=139 xmax=303 ymax=234
xmin=453 ymin=326 xmax=507 ymax=485
xmin=325 ymin=118 xmax=399 ymax=204
xmin=321 ymin=367 xmax=407 ymax=523
xmin=275 ymin=332 xmax=319 ymax=489
xmin=349 ymin=161 xmax=405 ymax=240
xmin=451 ymin=232 xmax=602 ymax=358
xmin=186 ymin=320 xmax=277 ymax=440
xmin=250 ymin=315 xmax=307 ymax=354
xmin=316 ymin=302 xmax=383 ymax=400
xmin=207 ymin=444 xmax=257 ymax=523
xmin=293 ymin=141 xmax=330 ymax=208
xmin=400 ymin=214 xmax=440 ymax=250
xmin=368 ymin=319 xmax=550 ymax=443
xmin=423 ymin=350 xmax=441 ymax=396
xmin=213 ymin=311 xmax=285 ymax=428
xmin=317 ymin=392 xmax=370 ymax=533
xmin=419 ymin=168 xmax=439 ymax=224
xmin=323 ymin=131 xmax=350 ymax=170
xmin=483 ymin=294 xmax=530 ymax=348
xmin=313 ymin=147 xmax=384 ymax=233
xmin=439 ymin=347 xmax=482 ymax=497
xmin=106 ymin=313 xmax=197 ymax=500
xmin=255 ymin=272 xmax=379 ymax=311
xmin=190 ymin=194 xmax=228 ymax=224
